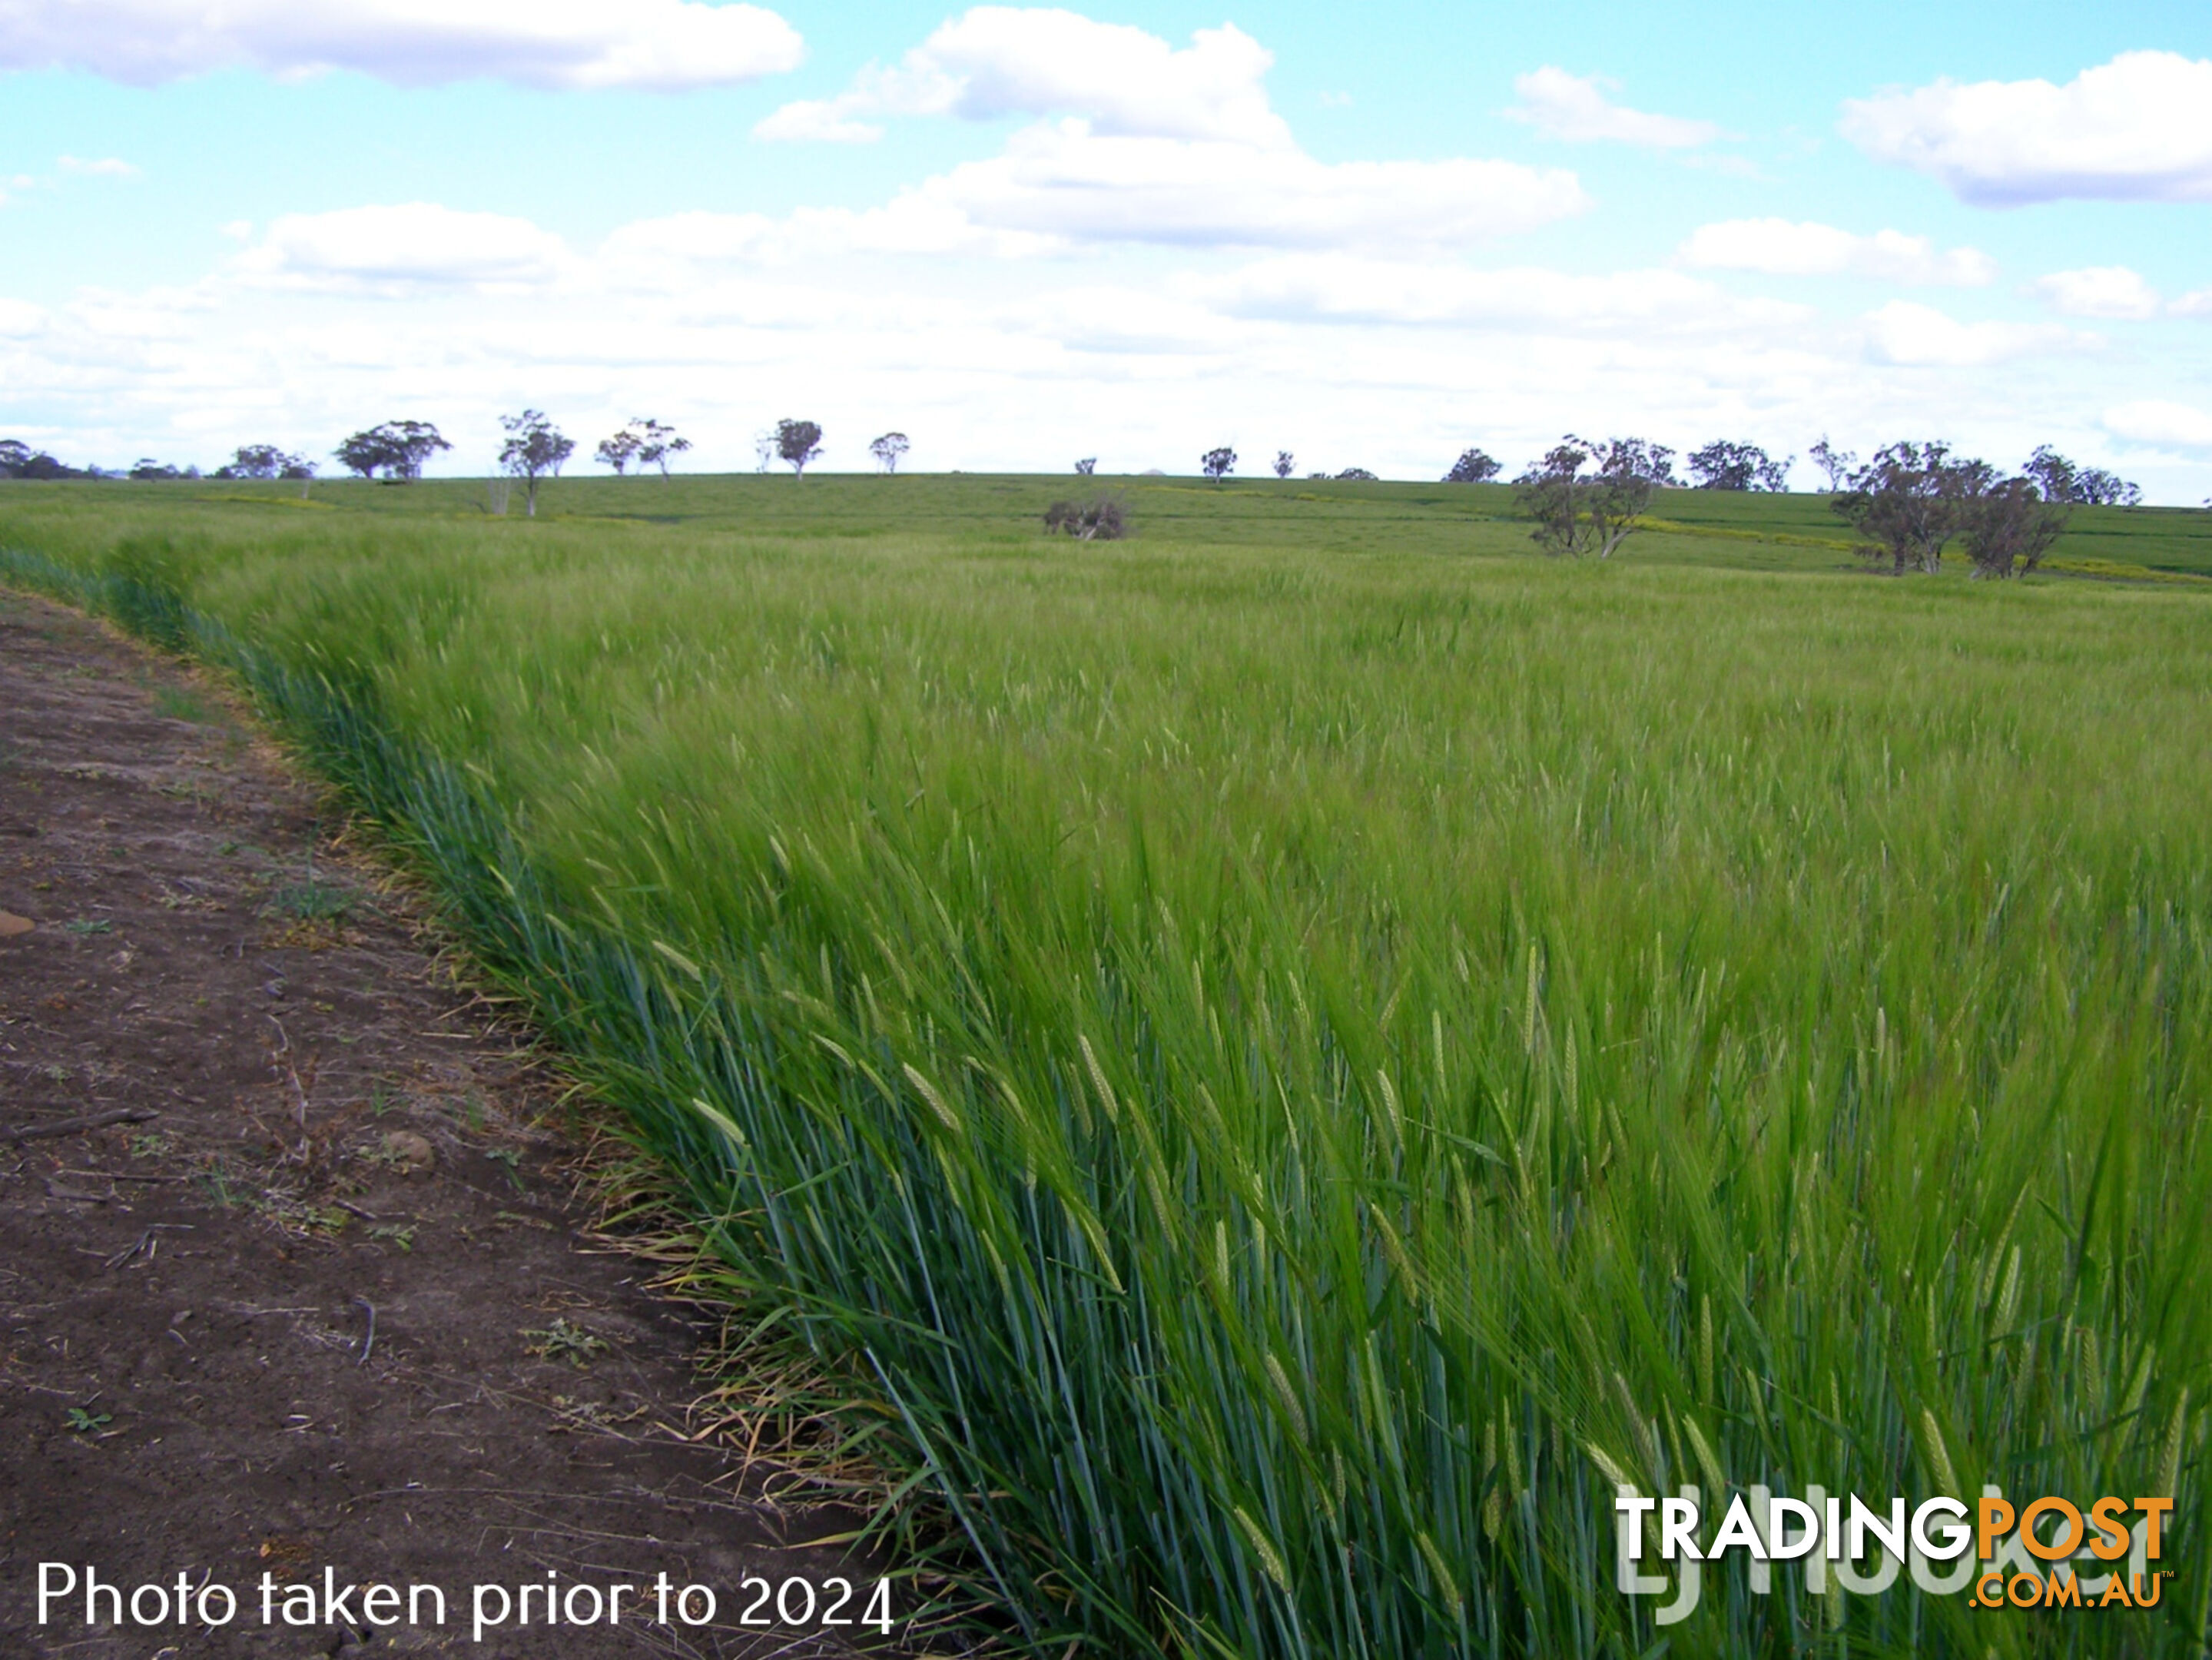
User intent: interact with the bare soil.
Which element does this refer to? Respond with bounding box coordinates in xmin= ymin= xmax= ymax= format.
xmin=0 ymin=590 xmax=923 ymax=1658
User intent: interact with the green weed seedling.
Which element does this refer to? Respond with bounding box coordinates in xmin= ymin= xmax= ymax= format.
xmin=65 ymin=1408 xmax=111 ymax=1434
xmin=264 ymin=880 xmax=352 ymax=921
xmin=197 ymin=1165 xmax=241 ymax=1210
xmin=522 ymin=1318 xmax=605 ymax=1366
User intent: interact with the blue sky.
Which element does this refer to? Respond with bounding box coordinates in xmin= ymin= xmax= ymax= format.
xmin=3 ymin=0 xmax=2210 ymax=496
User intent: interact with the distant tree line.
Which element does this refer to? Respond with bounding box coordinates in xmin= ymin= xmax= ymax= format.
xmin=1492 ymin=431 xmax=2129 ymax=577
xmin=0 ymin=440 xmax=84 ymax=480
xmin=0 ymin=410 xmax=865 ymax=497
xmin=594 ymin=418 xmax=691 ymax=477
xmin=2021 ymin=445 xmax=2142 ymax=507
xmin=0 ymin=419 xmax=2161 ymax=569
xmin=215 ymin=443 xmax=317 ymax=482
xmin=1831 ymin=443 xmax=2091 ymax=579
xmin=335 ymin=420 xmax=452 ymax=482
xmin=1167 ymin=447 xmax=1387 ymax=482
xmin=1687 ymin=441 xmax=1789 ymax=492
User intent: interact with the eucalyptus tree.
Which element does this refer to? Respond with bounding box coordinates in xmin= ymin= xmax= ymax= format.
xmin=334 ymin=420 xmax=449 ymax=482
xmin=499 ymin=410 xmax=575 ymax=518
xmin=776 ymin=419 xmax=824 ymax=479
xmin=1831 ymin=441 xmax=1958 ymax=575
xmin=1516 ymin=436 xmax=1673 ymax=558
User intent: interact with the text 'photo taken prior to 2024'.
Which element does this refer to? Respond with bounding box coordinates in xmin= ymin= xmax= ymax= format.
xmin=2 ymin=2 xmax=2210 ymax=1657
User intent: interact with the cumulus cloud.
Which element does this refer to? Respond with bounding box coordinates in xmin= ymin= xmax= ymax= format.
xmin=746 ymin=12 xmax=1588 ymax=254
xmin=908 ymin=121 xmax=1584 ymax=251
xmin=752 ymin=101 xmax=885 ymax=144
xmin=0 ymin=0 xmax=804 ymax=91
xmin=1859 ymin=300 xmax=2089 ymax=367
xmin=1840 ymin=51 xmax=2212 ymax=205
xmin=57 ymin=155 xmax=139 ymax=178
xmin=625 ymin=130 xmax=1586 ymax=262
xmin=597 ymin=198 xmax=1060 ymax=275
xmin=1677 ymin=219 xmax=1995 ymax=286
xmin=9 ymin=202 xmax=2202 ymax=500
xmin=233 ymin=204 xmax=572 ymax=294
xmin=2028 ymin=266 xmax=2163 ymax=320
xmin=748 ymin=12 xmax=1584 ymax=252
xmin=757 ymin=8 xmax=1287 ymax=146
xmin=2104 ymin=400 xmax=2212 ymax=449
xmin=1190 ymin=254 xmax=1808 ymax=334
xmin=1504 ymin=68 xmax=1720 ymax=148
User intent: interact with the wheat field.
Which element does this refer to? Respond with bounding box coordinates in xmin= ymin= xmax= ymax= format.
xmin=4 ymin=474 xmax=2207 ymax=1657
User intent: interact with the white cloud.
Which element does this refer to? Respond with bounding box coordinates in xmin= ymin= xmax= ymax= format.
xmin=1859 ymin=300 xmax=2089 ymax=367
xmin=0 ymin=0 xmax=804 ymax=91
xmin=1190 ymin=254 xmax=1809 ymax=334
xmin=58 ymin=154 xmax=139 ymax=178
xmin=904 ymin=121 xmax=1584 ymax=251
xmin=1504 ymin=68 xmax=1720 ymax=148
xmin=2103 ymin=400 xmax=2212 ymax=450
xmin=1000 ymin=284 xmax=1228 ymax=357
xmin=1677 ymin=219 xmax=1995 ymax=286
xmin=0 ymin=297 xmax=48 ymax=334
xmin=234 ymin=204 xmax=572 ymax=294
xmin=2028 ymin=266 xmax=2162 ymax=320
xmin=1841 ymin=51 xmax=2212 ymax=206
xmin=757 ymin=8 xmax=1286 ymax=146
xmin=65 ymin=283 xmax=217 ymax=342
xmin=5 ymin=220 xmax=2201 ymax=500
xmin=691 ymin=131 xmax=1587 ymax=257
xmin=752 ymin=101 xmax=885 ymax=144
xmin=2021 ymin=269 xmax=2212 ymax=321
xmin=598 ymin=198 xmax=1060 ymax=273
xmin=748 ymin=13 xmax=1581 ymax=253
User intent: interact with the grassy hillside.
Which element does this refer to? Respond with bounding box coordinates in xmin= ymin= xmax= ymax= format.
xmin=76 ymin=468 xmax=2212 ymax=577
xmin=3 ymin=476 xmax=2208 ymax=1657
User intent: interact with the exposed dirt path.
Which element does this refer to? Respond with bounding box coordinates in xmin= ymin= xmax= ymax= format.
xmin=0 ymin=590 xmax=917 ymax=1658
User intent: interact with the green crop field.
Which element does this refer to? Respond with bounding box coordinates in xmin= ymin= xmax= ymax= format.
xmin=5 ymin=473 xmax=2210 ymax=1657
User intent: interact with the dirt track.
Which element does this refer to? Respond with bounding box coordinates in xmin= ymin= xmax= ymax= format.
xmin=0 ymin=590 xmax=917 ymax=1658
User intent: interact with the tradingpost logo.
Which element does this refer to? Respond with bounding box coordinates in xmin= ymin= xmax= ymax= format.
xmin=1613 ymin=1485 xmax=2175 ymax=1623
